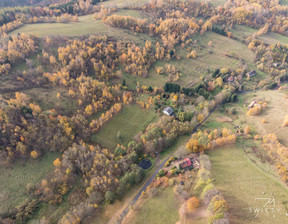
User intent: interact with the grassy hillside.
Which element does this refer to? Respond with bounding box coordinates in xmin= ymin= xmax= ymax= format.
xmin=91 ymin=105 xmax=159 ymax=150
xmin=258 ymin=32 xmax=288 ymax=45
xmin=208 ymin=144 xmax=288 ymax=224
xmin=238 ymin=90 xmax=288 ymax=147
xmin=100 ymin=0 xmax=150 ymax=8
xmin=9 ymin=14 xmax=115 ymax=37
xmin=0 ymin=152 xmax=60 ymax=215
xmin=130 ymin=187 xmax=180 ymax=224
xmin=196 ymin=0 xmax=227 ymax=7
xmin=231 ymin=25 xmax=257 ymax=41
xmin=0 ymin=0 xmax=43 ymax=7
xmin=9 ymin=13 xmax=154 ymax=46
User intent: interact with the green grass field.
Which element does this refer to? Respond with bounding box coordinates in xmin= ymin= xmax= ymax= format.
xmin=134 ymin=31 xmax=257 ymax=89
xmin=91 ymin=105 xmax=159 ymax=150
xmin=145 ymin=31 xmax=258 ymax=88
xmin=100 ymin=0 xmax=150 ymax=8
xmin=0 ymin=152 xmax=60 ymax=215
xmin=280 ymin=0 xmax=288 ymax=5
xmin=130 ymin=187 xmax=180 ymax=224
xmin=9 ymin=13 xmax=153 ymax=46
xmin=231 ymin=25 xmax=257 ymax=41
xmin=9 ymin=13 xmax=154 ymax=46
xmin=22 ymin=86 xmax=78 ymax=116
xmin=159 ymin=135 xmax=190 ymax=160
xmin=208 ymin=144 xmax=288 ymax=224
xmin=115 ymin=9 xmax=147 ymax=19
xmin=196 ymin=0 xmax=227 ymax=7
xmin=258 ymin=32 xmax=288 ymax=45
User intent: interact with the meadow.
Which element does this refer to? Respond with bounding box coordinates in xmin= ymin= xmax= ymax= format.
xmin=91 ymin=105 xmax=159 ymax=150
xmin=238 ymin=90 xmax=288 ymax=147
xmin=231 ymin=25 xmax=257 ymax=41
xmin=208 ymin=144 xmax=288 ymax=224
xmin=129 ymin=187 xmax=180 ymax=224
xmin=0 ymin=152 xmax=60 ymax=215
xmin=100 ymin=0 xmax=150 ymax=8
xmin=258 ymin=32 xmax=288 ymax=45
xmin=9 ymin=12 xmax=154 ymax=46
xmin=131 ymin=30 xmax=261 ymax=89
xmin=196 ymin=0 xmax=227 ymax=7
xmin=22 ymin=86 xmax=78 ymax=116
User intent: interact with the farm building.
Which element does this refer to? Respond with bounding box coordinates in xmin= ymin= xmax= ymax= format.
xmin=247 ymin=70 xmax=256 ymax=78
xmin=163 ymin=107 xmax=174 ymax=116
xmin=179 ymin=158 xmax=194 ymax=170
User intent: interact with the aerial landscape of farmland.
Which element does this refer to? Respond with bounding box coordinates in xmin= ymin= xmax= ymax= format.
xmin=0 ymin=0 xmax=288 ymax=223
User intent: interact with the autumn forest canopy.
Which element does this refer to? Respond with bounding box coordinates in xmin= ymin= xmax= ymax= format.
xmin=0 ymin=0 xmax=288 ymax=223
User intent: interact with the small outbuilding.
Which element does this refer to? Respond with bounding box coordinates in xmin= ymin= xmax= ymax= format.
xmin=247 ymin=70 xmax=256 ymax=78
xmin=163 ymin=107 xmax=174 ymax=116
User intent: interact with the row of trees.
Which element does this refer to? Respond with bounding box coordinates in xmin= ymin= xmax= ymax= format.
xmin=89 ymin=103 xmax=122 ymax=132
xmin=186 ymin=128 xmax=237 ymax=153
xmin=262 ymin=134 xmax=288 ymax=183
xmin=194 ymin=155 xmax=229 ymax=224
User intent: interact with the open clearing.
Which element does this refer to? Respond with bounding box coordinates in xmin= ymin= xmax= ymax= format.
xmin=208 ymin=144 xmax=288 ymax=224
xmin=258 ymin=32 xmax=288 ymax=45
xmin=231 ymin=25 xmax=257 ymax=41
xmin=178 ymin=31 xmax=258 ymax=86
xmin=238 ymin=90 xmax=288 ymax=147
xmin=129 ymin=187 xmax=180 ymax=224
xmin=10 ymin=14 xmax=107 ymax=37
xmin=9 ymin=13 xmax=154 ymax=46
xmin=196 ymin=0 xmax=227 ymax=7
xmin=91 ymin=105 xmax=158 ymax=150
xmin=0 ymin=152 xmax=59 ymax=215
xmin=280 ymin=0 xmax=288 ymax=5
xmin=22 ymin=86 xmax=78 ymax=116
xmin=141 ymin=31 xmax=259 ymax=88
xmin=100 ymin=0 xmax=150 ymax=8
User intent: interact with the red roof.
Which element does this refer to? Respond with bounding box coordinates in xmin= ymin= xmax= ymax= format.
xmin=180 ymin=158 xmax=192 ymax=168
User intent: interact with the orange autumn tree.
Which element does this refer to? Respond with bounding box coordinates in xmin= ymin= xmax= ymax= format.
xmin=53 ymin=158 xmax=61 ymax=167
xmin=186 ymin=128 xmax=237 ymax=152
xmin=244 ymin=125 xmax=250 ymax=135
xmin=187 ymin=196 xmax=200 ymax=211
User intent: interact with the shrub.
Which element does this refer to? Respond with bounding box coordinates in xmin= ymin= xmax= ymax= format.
xmin=157 ymin=169 xmax=166 ymax=177
xmin=105 ymin=191 xmax=115 ymax=204
xmin=203 ymin=188 xmax=221 ymax=205
xmin=201 ymin=183 xmax=215 ymax=199
xmin=209 ymin=212 xmax=226 ymax=224
xmin=208 ymin=195 xmax=228 ymax=214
